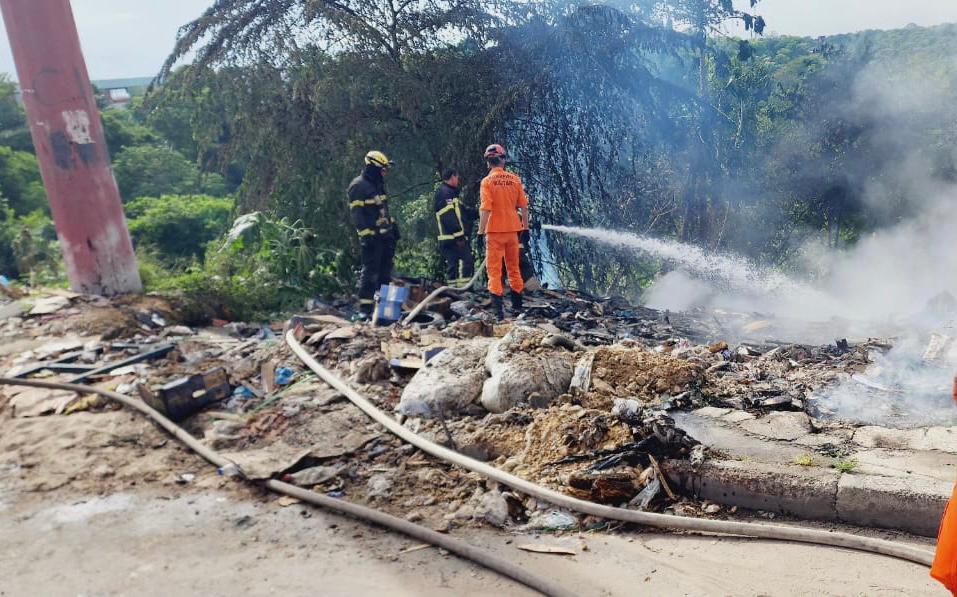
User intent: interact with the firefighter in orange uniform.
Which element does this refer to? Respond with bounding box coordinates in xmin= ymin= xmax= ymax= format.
xmin=932 ymin=373 xmax=957 ymax=594
xmin=477 ymin=144 xmax=528 ymax=320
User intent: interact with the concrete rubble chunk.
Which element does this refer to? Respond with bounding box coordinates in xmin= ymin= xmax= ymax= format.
xmin=692 ymin=407 xmax=732 ymax=419
xmin=481 ymin=325 xmax=574 ymax=413
xmin=739 ymin=412 xmax=811 ymax=441
xmin=366 ymin=474 xmax=394 ymax=500
xmin=28 ymin=296 xmax=71 ymax=316
xmin=722 ymin=410 xmax=756 ymax=423
xmin=479 ymin=490 xmax=510 ymax=527
xmin=397 ymin=339 xmax=494 ymax=416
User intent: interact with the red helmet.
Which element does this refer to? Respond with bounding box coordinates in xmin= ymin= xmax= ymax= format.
xmin=484 ymin=144 xmax=506 ymax=160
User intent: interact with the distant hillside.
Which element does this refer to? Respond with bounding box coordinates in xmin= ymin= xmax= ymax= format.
xmin=745 ymin=22 xmax=957 ymax=76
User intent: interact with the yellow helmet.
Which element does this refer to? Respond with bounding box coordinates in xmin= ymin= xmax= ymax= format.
xmin=364 ymin=150 xmax=393 ymax=169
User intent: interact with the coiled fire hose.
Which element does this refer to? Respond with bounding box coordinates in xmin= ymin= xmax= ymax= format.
xmin=284 ymin=329 xmax=936 ymax=567
xmin=0 ymin=377 xmax=573 ymax=597
xmin=401 ymin=258 xmax=486 ymax=326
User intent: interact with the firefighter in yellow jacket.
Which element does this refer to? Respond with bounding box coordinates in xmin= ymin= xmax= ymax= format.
xmin=433 ymin=168 xmax=477 ymax=286
xmin=348 ymin=150 xmax=398 ymax=319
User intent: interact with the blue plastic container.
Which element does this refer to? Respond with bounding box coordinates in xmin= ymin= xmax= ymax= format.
xmin=376 ymin=284 xmax=409 ymax=322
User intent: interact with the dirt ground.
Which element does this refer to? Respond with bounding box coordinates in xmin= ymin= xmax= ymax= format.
xmin=0 ymin=405 xmax=945 ymax=596
xmin=0 ymin=487 xmax=944 ymax=597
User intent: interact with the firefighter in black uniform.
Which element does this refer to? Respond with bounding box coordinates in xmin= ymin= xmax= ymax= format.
xmin=433 ymin=168 xmax=477 ymax=286
xmin=348 ymin=150 xmax=398 ymax=318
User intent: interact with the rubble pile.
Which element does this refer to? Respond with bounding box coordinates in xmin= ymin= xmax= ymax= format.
xmin=702 ymin=341 xmax=876 ymax=411
xmin=577 ymin=346 xmax=705 ymax=410
xmin=0 ymin=285 xmax=927 ymax=531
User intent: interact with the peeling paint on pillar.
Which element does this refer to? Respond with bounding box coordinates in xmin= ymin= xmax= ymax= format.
xmin=0 ymin=0 xmax=141 ymax=295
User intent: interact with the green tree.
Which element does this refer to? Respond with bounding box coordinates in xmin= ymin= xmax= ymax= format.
xmin=126 ymin=194 xmax=233 ymax=262
xmin=113 ymin=145 xmax=225 ymax=200
xmin=101 ymin=108 xmax=158 ymax=154
xmin=0 ymin=146 xmax=46 ymax=214
xmin=0 ymin=74 xmax=32 ymax=152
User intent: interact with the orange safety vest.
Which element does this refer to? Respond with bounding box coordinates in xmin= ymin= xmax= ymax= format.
xmin=479 ymin=167 xmax=528 ymax=233
xmin=932 ymin=376 xmax=957 ymax=594
xmin=933 ymin=483 xmax=957 ymax=594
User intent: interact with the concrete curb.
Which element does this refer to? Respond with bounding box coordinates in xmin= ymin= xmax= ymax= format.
xmin=665 ymin=459 xmax=950 ymax=537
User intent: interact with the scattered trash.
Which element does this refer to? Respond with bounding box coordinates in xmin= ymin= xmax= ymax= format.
xmin=398 ymin=543 xmax=433 ymax=555
xmin=2 ymin=282 xmax=948 ymax=538
xmin=277 ymin=495 xmax=302 ymax=507
xmin=274 ymin=367 xmax=295 ymax=386
xmin=366 ymin=474 xmax=394 ymax=500
xmin=285 ymin=465 xmax=343 ymax=487
xmin=516 ymin=544 xmax=577 ymax=556
xmin=139 ymin=367 xmax=231 ymax=421
xmin=524 ymin=510 xmax=578 ymax=530
xmin=630 ymin=476 xmax=661 ymax=511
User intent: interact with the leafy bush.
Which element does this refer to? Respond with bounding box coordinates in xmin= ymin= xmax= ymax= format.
xmin=113 ymin=145 xmax=225 ymax=201
xmin=144 ymin=212 xmax=349 ymax=324
xmin=126 ymin=194 xmax=233 ymax=263
xmin=101 ymin=109 xmax=158 ymax=153
xmin=0 ymin=209 xmax=65 ymax=285
xmin=392 ymin=191 xmax=446 ymax=280
xmin=0 ymin=146 xmax=46 ymax=215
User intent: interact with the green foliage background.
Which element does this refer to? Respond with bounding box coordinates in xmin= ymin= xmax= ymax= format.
xmin=0 ymin=3 xmax=956 ymax=320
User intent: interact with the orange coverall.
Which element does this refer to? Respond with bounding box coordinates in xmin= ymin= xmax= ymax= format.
xmin=932 ymin=375 xmax=957 ymax=594
xmin=479 ymin=167 xmax=528 ymax=296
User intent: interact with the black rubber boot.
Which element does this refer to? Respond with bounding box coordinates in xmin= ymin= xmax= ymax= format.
xmin=510 ymin=291 xmax=523 ymax=314
xmin=491 ymin=295 xmax=505 ymax=321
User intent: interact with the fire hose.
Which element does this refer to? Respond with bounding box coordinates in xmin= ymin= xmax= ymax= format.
xmin=0 ymin=377 xmax=573 ymax=597
xmin=401 ymin=258 xmax=486 ymax=326
xmin=283 ymin=329 xmax=936 ymax=567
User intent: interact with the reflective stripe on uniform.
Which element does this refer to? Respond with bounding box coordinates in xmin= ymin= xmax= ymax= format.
xmin=435 ymin=200 xmax=465 ymax=241
xmin=436 ymin=204 xmax=456 ymax=217
xmin=357 ymin=228 xmax=376 ymax=237
xmin=359 ymin=298 xmax=375 ymax=305
xmin=437 ymin=230 xmax=465 ymax=241
xmin=350 ymin=198 xmax=379 ymax=208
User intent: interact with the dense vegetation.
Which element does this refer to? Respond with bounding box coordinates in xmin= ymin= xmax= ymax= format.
xmin=1 ymin=1 xmax=955 ymax=319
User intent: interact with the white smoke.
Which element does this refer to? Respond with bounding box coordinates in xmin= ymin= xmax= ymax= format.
xmin=545 ymin=55 xmax=957 ymax=426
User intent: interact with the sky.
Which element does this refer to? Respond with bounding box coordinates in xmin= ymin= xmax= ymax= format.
xmin=1 ymin=0 xmax=957 ymax=80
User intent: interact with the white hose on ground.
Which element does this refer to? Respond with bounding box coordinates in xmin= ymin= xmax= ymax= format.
xmin=0 ymin=377 xmax=573 ymax=597
xmin=401 ymin=258 xmax=486 ymax=326
xmin=284 ymin=330 xmax=936 ymax=567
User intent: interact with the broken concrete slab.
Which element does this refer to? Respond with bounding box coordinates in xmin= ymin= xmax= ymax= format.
xmin=8 ymin=388 xmax=76 ymax=418
xmin=793 ymin=429 xmax=854 ymax=448
xmin=836 ymin=473 xmax=949 ymax=537
xmin=739 ymin=412 xmax=811 ymax=442
xmin=672 ymin=411 xmax=809 ymax=465
xmin=852 ymin=448 xmax=957 ymax=483
xmin=692 ymin=407 xmax=732 ymax=419
xmin=220 ymin=407 xmax=378 ymax=479
xmin=28 ymin=296 xmax=71 ymax=316
xmin=721 ymin=411 xmax=756 ymax=424
xmin=397 ymin=339 xmax=493 ymax=417
xmin=0 ymin=301 xmax=27 ymax=321
xmin=852 ymin=426 xmax=926 ymax=451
